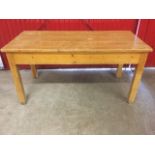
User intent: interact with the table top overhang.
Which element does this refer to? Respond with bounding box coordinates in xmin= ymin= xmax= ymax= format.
xmin=1 ymin=31 xmax=153 ymax=53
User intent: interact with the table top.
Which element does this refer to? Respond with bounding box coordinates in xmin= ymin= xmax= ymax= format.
xmin=1 ymin=31 xmax=153 ymax=53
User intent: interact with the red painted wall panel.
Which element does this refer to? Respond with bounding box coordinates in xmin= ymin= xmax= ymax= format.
xmin=86 ymin=19 xmax=137 ymax=31
xmin=46 ymin=19 xmax=88 ymax=30
xmin=46 ymin=19 xmax=138 ymax=32
xmin=138 ymin=19 xmax=155 ymax=67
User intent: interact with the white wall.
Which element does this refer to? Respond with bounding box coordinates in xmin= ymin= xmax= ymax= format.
xmin=0 ymin=56 xmax=4 ymax=69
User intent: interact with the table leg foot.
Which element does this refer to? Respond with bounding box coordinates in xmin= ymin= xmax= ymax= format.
xmin=20 ymin=101 xmax=26 ymax=105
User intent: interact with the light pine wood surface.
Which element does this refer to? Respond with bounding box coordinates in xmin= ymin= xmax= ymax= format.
xmin=2 ymin=31 xmax=152 ymax=53
xmin=1 ymin=31 xmax=153 ymax=104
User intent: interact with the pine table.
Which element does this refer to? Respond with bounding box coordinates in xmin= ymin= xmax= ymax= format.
xmin=1 ymin=31 xmax=152 ymax=104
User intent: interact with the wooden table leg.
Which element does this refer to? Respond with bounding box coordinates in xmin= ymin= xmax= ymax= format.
xmin=7 ymin=54 xmax=26 ymax=104
xmin=116 ymin=64 xmax=123 ymax=78
xmin=30 ymin=65 xmax=38 ymax=78
xmin=128 ymin=54 xmax=148 ymax=103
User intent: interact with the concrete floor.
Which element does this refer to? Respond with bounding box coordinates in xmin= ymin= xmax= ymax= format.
xmin=0 ymin=68 xmax=155 ymax=134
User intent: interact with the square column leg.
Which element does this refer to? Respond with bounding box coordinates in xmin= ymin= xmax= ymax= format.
xmin=7 ymin=54 xmax=26 ymax=104
xmin=128 ymin=54 xmax=148 ymax=103
xmin=30 ymin=65 xmax=38 ymax=78
xmin=116 ymin=64 xmax=123 ymax=78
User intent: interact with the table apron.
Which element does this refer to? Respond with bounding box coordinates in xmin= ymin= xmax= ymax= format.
xmin=10 ymin=53 xmax=145 ymax=65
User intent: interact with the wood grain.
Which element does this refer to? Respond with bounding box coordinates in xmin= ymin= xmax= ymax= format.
xmin=1 ymin=31 xmax=152 ymax=53
xmin=13 ymin=53 xmax=141 ymax=64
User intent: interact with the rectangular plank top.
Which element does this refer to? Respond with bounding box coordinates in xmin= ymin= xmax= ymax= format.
xmin=1 ymin=31 xmax=153 ymax=53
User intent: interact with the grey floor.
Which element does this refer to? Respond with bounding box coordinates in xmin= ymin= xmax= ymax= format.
xmin=0 ymin=68 xmax=155 ymax=134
